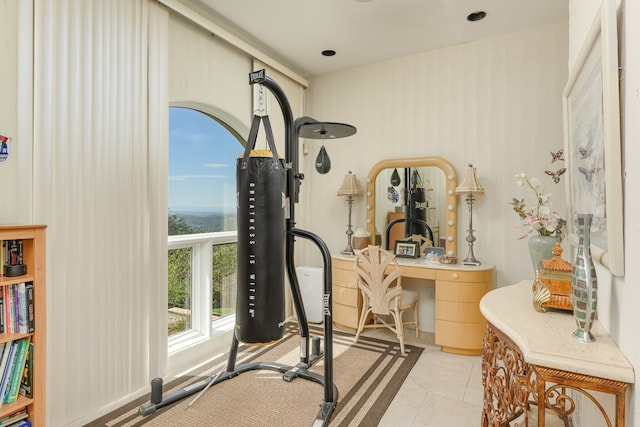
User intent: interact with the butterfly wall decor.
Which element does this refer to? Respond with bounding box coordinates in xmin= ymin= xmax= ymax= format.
xmin=550 ymin=149 xmax=564 ymax=163
xmin=545 ymin=168 xmax=567 ymax=184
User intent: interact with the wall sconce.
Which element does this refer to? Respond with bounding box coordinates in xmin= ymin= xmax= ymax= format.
xmin=337 ymin=171 xmax=363 ymax=255
xmin=455 ymin=164 xmax=484 ymax=265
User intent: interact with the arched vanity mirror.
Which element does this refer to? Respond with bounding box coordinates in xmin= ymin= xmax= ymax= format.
xmin=365 ymin=157 xmax=458 ymax=257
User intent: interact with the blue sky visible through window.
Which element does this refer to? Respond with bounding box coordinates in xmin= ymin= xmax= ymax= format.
xmin=169 ymin=107 xmax=243 ymax=215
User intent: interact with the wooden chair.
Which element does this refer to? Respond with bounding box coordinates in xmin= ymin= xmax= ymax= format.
xmin=353 ymin=245 xmax=419 ymax=354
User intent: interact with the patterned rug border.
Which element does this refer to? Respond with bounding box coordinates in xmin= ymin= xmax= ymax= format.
xmin=86 ymin=322 xmax=423 ymax=426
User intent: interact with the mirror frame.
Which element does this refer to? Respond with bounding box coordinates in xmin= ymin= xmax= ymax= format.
xmin=365 ymin=157 xmax=458 ymax=257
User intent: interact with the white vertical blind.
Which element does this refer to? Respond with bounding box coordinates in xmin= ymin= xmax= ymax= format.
xmin=32 ymin=1 xmax=168 ymax=424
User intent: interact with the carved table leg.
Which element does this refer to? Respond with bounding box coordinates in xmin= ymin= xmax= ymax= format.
xmin=482 ymin=323 xmax=531 ymax=426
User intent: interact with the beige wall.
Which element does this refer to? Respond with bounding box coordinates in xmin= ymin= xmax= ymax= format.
xmin=302 ymin=22 xmax=569 ymax=290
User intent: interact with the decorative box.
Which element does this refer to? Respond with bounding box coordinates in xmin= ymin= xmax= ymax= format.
xmin=532 ymin=243 xmax=573 ymax=313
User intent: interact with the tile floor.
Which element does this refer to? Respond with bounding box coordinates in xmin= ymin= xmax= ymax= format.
xmin=362 ymin=327 xmax=566 ymax=427
xmin=361 ymin=328 xmax=483 ymax=427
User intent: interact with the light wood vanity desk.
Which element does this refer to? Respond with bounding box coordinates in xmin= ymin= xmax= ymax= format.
xmin=332 ymin=253 xmax=495 ymax=355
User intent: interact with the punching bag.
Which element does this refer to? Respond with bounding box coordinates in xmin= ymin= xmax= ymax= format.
xmin=235 ymin=115 xmax=286 ymax=344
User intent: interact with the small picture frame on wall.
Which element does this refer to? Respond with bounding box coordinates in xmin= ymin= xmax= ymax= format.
xmin=394 ymin=240 xmax=420 ymax=258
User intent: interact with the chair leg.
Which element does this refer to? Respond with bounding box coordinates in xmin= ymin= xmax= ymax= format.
xmin=354 ymin=306 xmax=370 ymax=344
xmin=414 ymin=302 xmax=419 ymax=338
xmin=392 ymin=311 xmax=406 ymax=354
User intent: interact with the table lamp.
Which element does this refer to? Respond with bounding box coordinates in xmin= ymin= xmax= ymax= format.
xmin=337 ymin=171 xmax=363 ymax=255
xmin=455 ymin=164 xmax=484 ymax=265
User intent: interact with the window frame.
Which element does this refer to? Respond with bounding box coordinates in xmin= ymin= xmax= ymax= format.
xmin=168 ymin=231 xmax=237 ymax=355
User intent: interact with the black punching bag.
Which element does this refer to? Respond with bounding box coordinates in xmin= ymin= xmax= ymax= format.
xmin=235 ymin=116 xmax=286 ymax=345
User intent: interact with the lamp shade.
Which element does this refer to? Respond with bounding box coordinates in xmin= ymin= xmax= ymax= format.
xmin=337 ymin=171 xmax=363 ymax=197
xmin=455 ymin=164 xmax=485 ymax=194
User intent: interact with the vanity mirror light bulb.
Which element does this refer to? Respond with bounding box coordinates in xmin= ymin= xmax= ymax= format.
xmin=366 ymin=177 xmax=372 ymax=183
xmin=447 ymin=236 xmax=454 ymax=242
xmin=366 ymin=218 xmax=371 ymax=223
xmin=366 ymin=205 xmax=371 ymax=210
xmin=447 ymin=205 xmax=454 ymax=211
xmin=367 ymin=191 xmax=371 ymax=196
xmin=448 ymin=189 xmax=453 ymax=195
xmin=447 ymin=250 xmax=454 ymax=256
xmin=447 ymin=174 xmax=454 ymax=180
xmin=448 ymin=220 xmax=454 ymax=226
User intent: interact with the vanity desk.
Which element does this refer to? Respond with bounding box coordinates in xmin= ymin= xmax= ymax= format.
xmin=480 ymin=280 xmax=634 ymax=426
xmin=332 ymin=253 xmax=495 ymax=355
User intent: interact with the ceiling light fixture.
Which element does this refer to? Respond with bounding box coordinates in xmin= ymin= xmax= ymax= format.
xmin=322 ymin=50 xmax=336 ymax=57
xmin=467 ymin=11 xmax=487 ymax=22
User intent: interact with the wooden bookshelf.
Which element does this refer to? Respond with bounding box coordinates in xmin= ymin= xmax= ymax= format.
xmin=0 ymin=225 xmax=46 ymax=426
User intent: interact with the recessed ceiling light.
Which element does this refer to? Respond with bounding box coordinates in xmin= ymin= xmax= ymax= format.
xmin=467 ymin=11 xmax=487 ymax=22
xmin=322 ymin=50 xmax=336 ymax=57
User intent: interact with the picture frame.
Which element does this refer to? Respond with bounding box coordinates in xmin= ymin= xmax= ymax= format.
xmin=424 ymin=246 xmax=445 ymax=259
xmin=394 ymin=240 xmax=420 ymax=258
xmin=562 ymin=0 xmax=624 ymax=276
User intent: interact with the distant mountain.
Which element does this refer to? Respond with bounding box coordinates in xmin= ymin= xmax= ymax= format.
xmin=170 ymin=209 xmax=236 ymax=233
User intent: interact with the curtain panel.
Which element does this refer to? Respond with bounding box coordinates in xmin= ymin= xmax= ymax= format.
xmin=31 ymin=1 xmax=168 ymax=424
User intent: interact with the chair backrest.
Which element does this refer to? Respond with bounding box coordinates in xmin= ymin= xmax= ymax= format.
xmin=354 ymin=245 xmax=403 ymax=315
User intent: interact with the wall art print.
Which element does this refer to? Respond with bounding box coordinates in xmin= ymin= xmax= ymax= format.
xmin=562 ymin=0 xmax=624 ymax=276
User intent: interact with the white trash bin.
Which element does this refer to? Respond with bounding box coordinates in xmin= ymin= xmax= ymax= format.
xmin=295 ymin=266 xmax=324 ymax=324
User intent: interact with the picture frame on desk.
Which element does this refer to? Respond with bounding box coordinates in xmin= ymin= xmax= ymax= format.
xmin=424 ymin=246 xmax=445 ymax=260
xmin=394 ymin=240 xmax=419 ymax=258
xmin=562 ymin=0 xmax=623 ymax=276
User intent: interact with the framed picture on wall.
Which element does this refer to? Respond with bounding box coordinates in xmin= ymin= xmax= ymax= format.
xmin=394 ymin=240 xmax=420 ymax=258
xmin=562 ymin=0 xmax=624 ymax=276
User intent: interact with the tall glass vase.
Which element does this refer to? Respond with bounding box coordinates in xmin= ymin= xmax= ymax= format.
xmin=571 ymin=214 xmax=597 ymax=342
xmin=528 ymin=235 xmax=559 ymax=277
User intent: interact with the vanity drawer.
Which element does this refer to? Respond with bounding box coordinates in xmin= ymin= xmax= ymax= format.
xmin=435 ymin=269 xmax=488 ymax=283
xmin=435 ymin=319 xmax=486 ymax=352
xmin=333 ymin=284 xmax=359 ymax=307
xmin=435 ymin=300 xmax=485 ymax=323
xmin=333 ymin=302 xmax=360 ymax=331
xmin=333 ymin=264 xmax=358 ymax=288
xmin=436 ymin=280 xmax=489 ymax=303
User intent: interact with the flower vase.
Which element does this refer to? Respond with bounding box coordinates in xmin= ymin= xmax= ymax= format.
xmin=528 ymin=235 xmax=559 ymax=277
xmin=571 ymin=214 xmax=597 ymax=342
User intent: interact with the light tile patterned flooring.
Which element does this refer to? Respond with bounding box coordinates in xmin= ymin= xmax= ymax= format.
xmin=359 ymin=328 xmax=484 ymax=427
xmin=361 ymin=327 xmax=566 ymax=427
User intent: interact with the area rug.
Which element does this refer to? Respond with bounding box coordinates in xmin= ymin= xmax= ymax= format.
xmin=86 ymin=322 xmax=422 ymax=427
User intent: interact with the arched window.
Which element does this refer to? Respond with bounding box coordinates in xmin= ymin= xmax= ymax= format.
xmin=167 ymin=106 xmax=244 ymax=341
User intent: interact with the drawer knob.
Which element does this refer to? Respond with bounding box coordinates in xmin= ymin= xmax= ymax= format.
xmin=452 ymin=273 xmax=459 ymax=279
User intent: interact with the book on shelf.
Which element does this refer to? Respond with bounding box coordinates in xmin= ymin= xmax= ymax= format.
xmin=0 ymin=291 xmax=4 ymax=333
xmin=4 ymin=338 xmax=30 ymax=404
xmin=24 ymin=283 xmax=34 ymax=334
xmin=18 ymin=342 xmax=32 ymax=399
xmin=4 ymin=420 xmax=31 ymax=427
xmin=0 ymin=342 xmax=17 ymax=409
xmin=16 ymin=283 xmax=27 ymax=335
xmin=0 ymin=282 xmax=34 ymax=335
xmin=0 ymin=407 xmax=28 ymax=426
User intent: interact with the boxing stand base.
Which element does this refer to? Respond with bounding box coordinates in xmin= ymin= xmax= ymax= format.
xmin=139 ymin=336 xmax=336 ymax=422
xmin=139 ymin=228 xmax=338 ymax=426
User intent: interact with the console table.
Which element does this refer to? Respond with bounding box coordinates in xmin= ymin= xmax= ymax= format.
xmin=480 ymin=280 xmax=634 ymax=426
xmin=332 ymin=253 xmax=495 ymax=355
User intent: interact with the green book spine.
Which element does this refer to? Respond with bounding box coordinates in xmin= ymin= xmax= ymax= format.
xmin=5 ymin=339 xmax=29 ymax=404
